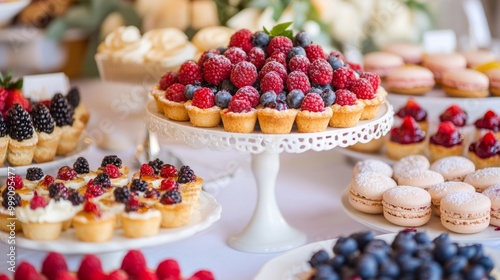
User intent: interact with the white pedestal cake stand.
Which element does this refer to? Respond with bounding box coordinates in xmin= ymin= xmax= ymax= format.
xmin=145 ymin=100 xmax=394 ymax=253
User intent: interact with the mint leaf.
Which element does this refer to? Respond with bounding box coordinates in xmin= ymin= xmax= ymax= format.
xmin=263 ymin=26 xmax=270 ymax=34
xmin=281 ymin=30 xmax=293 ymax=41
xmin=270 ymin=22 xmax=293 ymax=36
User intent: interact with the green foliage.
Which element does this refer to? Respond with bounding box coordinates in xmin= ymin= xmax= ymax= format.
xmin=0 ymin=71 xmax=23 ymax=90
xmin=263 ymin=22 xmax=293 ymax=40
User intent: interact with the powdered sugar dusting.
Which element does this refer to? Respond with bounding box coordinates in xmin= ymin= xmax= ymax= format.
xmin=430 ymin=156 xmax=475 ymax=176
xmin=393 ymin=155 xmax=429 ymax=179
xmin=427 ymin=182 xmax=476 ymax=200
xmin=441 ymin=192 xmax=490 ymax=210
xmin=351 ymin=171 xmax=397 ymax=196
xmin=353 ymin=159 xmax=393 ymax=177
xmin=397 ymin=169 xmax=444 ymax=188
xmin=464 ymin=168 xmax=500 ymax=190
xmin=482 ymin=184 xmax=500 ymax=201
xmin=383 ymin=186 xmax=431 ymax=207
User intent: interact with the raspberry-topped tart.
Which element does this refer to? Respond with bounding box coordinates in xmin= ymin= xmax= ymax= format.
xmin=72 ymin=200 xmax=115 ymax=242
xmin=295 ymin=92 xmax=333 ymax=133
xmin=329 ymin=89 xmax=364 ymax=128
xmin=99 ymin=155 xmax=129 ymax=176
xmin=439 ymin=104 xmax=468 ymax=128
xmin=474 ymin=110 xmax=500 ymax=140
xmin=350 ymin=75 xmax=386 ymax=120
xmin=468 ymin=131 xmax=500 ymax=168
xmin=100 ymin=163 xmax=129 ymax=187
xmin=220 ymin=90 xmax=258 ymax=133
xmin=55 ymin=165 xmax=85 ymax=190
xmin=428 ymin=121 xmax=464 ymax=162
xmin=121 ymin=195 xmax=161 ymax=238
xmin=185 ymin=87 xmax=222 ymax=127
xmin=395 ymin=98 xmax=428 ymax=133
xmin=150 ymin=71 xmax=178 ymax=114
xmin=159 ymin=83 xmax=189 ymax=121
xmin=386 ymin=116 xmax=426 ymax=160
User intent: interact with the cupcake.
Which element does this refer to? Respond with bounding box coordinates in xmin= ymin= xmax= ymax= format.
xmin=151 ymin=71 xmax=178 ymax=113
xmin=220 ymin=92 xmax=258 ymax=133
xmin=468 ymin=132 xmax=500 ymax=168
xmin=386 ymin=116 xmax=426 ymax=160
xmin=329 ymin=89 xmax=364 ymax=128
xmin=474 ymin=110 xmax=500 ymax=140
xmin=6 ymin=104 xmax=38 ymax=166
xmin=121 ymin=195 xmax=161 ymax=238
xmin=72 ymin=200 xmax=115 ymax=242
xmin=257 ymin=91 xmax=298 ymax=134
xmin=295 ymin=92 xmax=333 ymax=133
xmin=0 ymin=114 xmax=9 ymax=166
xmin=50 ymin=93 xmax=84 ymax=156
xmin=185 ymin=87 xmax=221 ymax=127
xmin=31 ymin=104 xmax=62 ymax=163
xmin=155 ymin=190 xmax=193 ymax=228
xmin=159 ymin=83 xmax=189 ymax=121
xmin=428 ymin=122 xmax=464 ymax=162
xmin=395 ymin=98 xmax=428 ymax=133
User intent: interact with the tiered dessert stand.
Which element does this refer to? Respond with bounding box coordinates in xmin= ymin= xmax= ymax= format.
xmin=146 ymin=100 xmax=394 ymax=253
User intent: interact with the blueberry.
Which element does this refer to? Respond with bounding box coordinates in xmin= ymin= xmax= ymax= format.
xmin=396 ymin=254 xmax=423 ymax=274
xmin=433 ymin=233 xmax=451 ymax=245
xmin=473 ymin=256 xmax=494 ymax=274
xmin=363 ymin=239 xmax=389 ymax=264
xmin=184 ymin=84 xmax=200 ymax=100
xmin=252 ymin=31 xmax=270 ymax=48
xmin=313 ymin=264 xmax=339 ymax=280
xmin=215 ymin=90 xmax=232 ymax=108
xmin=379 ymin=260 xmax=400 ymax=278
xmin=287 ymin=46 xmax=306 ymax=62
xmin=309 ymin=87 xmax=323 ymax=94
xmin=355 ymin=254 xmax=378 ymax=279
xmin=309 ymin=250 xmax=330 ymax=268
xmin=464 ymin=264 xmax=486 ymax=280
xmin=447 ymin=273 xmax=465 ymax=280
xmin=266 ymin=100 xmax=288 ymax=111
xmin=433 ymin=242 xmax=458 ymax=263
xmin=349 ymin=231 xmax=375 ymax=251
xmin=276 ymin=91 xmax=287 ymax=102
xmin=444 ymin=256 xmax=468 ymax=275
xmin=457 ymin=245 xmax=477 ymax=260
xmin=418 ymin=261 xmax=443 ymax=280
xmin=333 ymin=237 xmax=358 ymax=257
xmin=260 ymin=91 xmax=276 ymax=106
xmin=326 ymin=55 xmax=345 ymax=71
xmin=320 ymin=88 xmax=335 ymax=106
xmin=392 ymin=236 xmax=418 ymax=254
xmin=327 ymin=254 xmax=345 ymax=272
xmin=294 ymin=31 xmax=311 ymax=47
xmin=286 ymin=89 xmax=305 ymax=109
xmin=415 ymin=248 xmax=434 ymax=262
xmin=219 ymin=79 xmax=237 ymax=94
xmin=204 ymin=52 xmax=216 ymax=61
xmin=470 ymin=244 xmax=484 ymax=260
xmin=216 ymin=46 xmax=227 ymax=54
xmin=414 ymin=232 xmax=432 ymax=246
xmin=346 ymin=251 xmax=360 ymax=267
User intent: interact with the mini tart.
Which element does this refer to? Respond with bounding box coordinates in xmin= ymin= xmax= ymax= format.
xmin=155 ymin=201 xmax=193 ymax=228
xmin=220 ymin=108 xmax=258 ymax=133
xmin=131 ymin=172 xmax=162 ymax=189
xmin=7 ymin=134 xmax=38 ymax=166
xmin=159 ymin=96 xmax=189 ymax=121
xmin=184 ymin=101 xmax=221 ymax=128
xmin=257 ymin=108 xmax=298 ymax=134
xmin=121 ymin=205 xmax=161 ymax=238
xmin=57 ymin=120 xmax=85 ymax=156
xmin=150 ymin=84 xmax=165 ymax=113
xmin=98 ymin=198 xmax=125 ymax=228
xmin=0 ymin=136 xmax=9 ymax=166
xmin=386 ymin=139 xmax=426 ymax=161
xmin=359 ymin=88 xmax=386 ymax=120
xmin=428 ymin=142 xmax=464 ymax=163
xmin=295 ymin=107 xmax=333 ymax=133
xmin=55 ymin=177 xmax=86 ymax=190
xmin=329 ymin=100 xmax=364 ymax=128
xmin=33 ymin=127 xmax=63 ymax=163
xmin=179 ymin=176 xmax=204 ymax=209
xmin=77 ymin=185 xmax=113 ymax=200
xmin=468 ymin=151 xmax=500 ymax=169
xmin=72 ymin=210 xmax=115 ymax=242
xmin=77 ymin=171 xmax=98 ymax=183
xmin=74 ymin=104 xmax=90 ymax=125
xmin=347 ymin=137 xmax=385 ymax=154
xmin=0 ymin=200 xmax=27 ymax=232
xmin=475 ymin=129 xmax=500 ymax=143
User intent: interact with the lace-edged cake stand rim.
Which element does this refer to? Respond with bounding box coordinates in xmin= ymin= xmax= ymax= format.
xmin=145 ymin=101 xmax=394 ymax=154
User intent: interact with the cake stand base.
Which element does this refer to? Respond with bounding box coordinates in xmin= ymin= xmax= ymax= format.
xmin=228 ymin=152 xmax=307 ymax=253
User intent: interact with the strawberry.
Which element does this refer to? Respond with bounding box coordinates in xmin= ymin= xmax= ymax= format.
xmin=42 ymin=252 xmax=68 ymax=280
xmin=156 ymin=259 xmax=181 ymax=280
xmin=121 ymin=250 xmax=147 ymax=279
xmin=0 ymin=72 xmax=29 ymax=116
xmin=78 ymin=254 xmax=103 ymax=280
xmin=14 ymin=262 xmax=42 ymax=280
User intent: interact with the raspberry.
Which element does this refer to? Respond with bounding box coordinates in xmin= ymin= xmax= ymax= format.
xmin=203 ymin=55 xmax=232 ymax=85
xmin=288 ymin=55 xmax=310 ymax=74
xmin=305 ymin=44 xmax=326 ymax=62
xmin=41 ymin=175 xmax=55 ymax=187
xmin=121 ymin=250 xmax=147 ymax=279
xmin=350 ymin=78 xmax=375 ymax=99
xmin=54 ymin=271 xmax=77 ymax=280
xmin=57 ymin=166 xmax=77 ymax=180
xmin=266 ymin=52 xmax=287 ymax=69
xmin=159 ymin=71 xmax=178 ymax=90
xmin=85 ymin=183 xmax=105 ymax=198
xmin=7 ymin=174 xmax=23 ymax=190
xmin=84 ymin=201 xmax=101 ymax=217
xmin=332 ymin=67 xmax=357 ymax=89
xmin=191 ymin=87 xmax=215 ymax=109
xmin=228 ymin=94 xmax=252 ymax=113
xmin=229 ymin=29 xmax=254 ymax=53
xmin=166 ymin=83 xmax=187 ymax=102
xmin=14 ymin=262 xmax=41 ymax=280
xmin=348 ymin=61 xmax=363 ymax=73
xmin=247 ymin=47 xmax=266 ymax=70
xmin=260 ymin=71 xmax=284 ymax=94
xmin=197 ymin=49 xmax=220 ymax=67
xmin=144 ymin=188 xmax=160 ymax=199
xmin=235 ymin=86 xmax=259 ymax=107
xmin=190 ymin=270 xmax=215 ymax=280
xmin=287 ymin=71 xmax=311 ymax=93
xmin=335 ymin=89 xmax=357 ymax=106
xmin=103 ymin=164 xmax=121 ymax=179
xmin=107 ymin=270 xmax=128 ymax=280
xmin=140 ymin=163 xmax=155 ymax=176
xmin=309 ymin=59 xmax=333 ymax=85
xmin=259 ymin=61 xmax=287 ymax=81
xmin=177 ymin=61 xmax=202 ymax=85
xmin=160 ymin=164 xmax=177 ymax=178
xmin=137 ymin=270 xmax=157 ymax=280
xmin=156 ymin=259 xmax=181 ymax=280
xmin=30 ymin=194 xmax=48 ymax=210
xmin=160 ymin=179 xmax=179 ymax=191
xmin=224 ymin=47 xmax=247 ymax=64
xmin=42 ymin=252 xmax=68 ymax=280
xmin=78 ymin=255 xmax=103 ymax=280
xmin=160 ymin=190 xmax=182 ymax=204
xmin=230 ymin=61 xmax=258 ymax=88
xmin=125 ymin=195 xmax=141 ymax=212
xmin=360 ymin=72 xmax=380 ymax=91
xmin=300 ymin=92 xmax=325 ymax=113
xmin=267 ymin=36 xmax=293 ymax=56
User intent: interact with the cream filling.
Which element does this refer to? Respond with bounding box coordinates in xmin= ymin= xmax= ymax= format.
xmin=16 ymin=199 xmax=75 ymax=223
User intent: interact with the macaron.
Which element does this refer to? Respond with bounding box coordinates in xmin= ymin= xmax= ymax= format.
xmin=440 ymin=191 xmax=491 ymax=234
xmin=386 ymin=66 xmax=435 ymax=95
xmin=363 ymin=52 xmax=404 ymax=78
xmin=422 ymin=52 xmax=466 ymax=83
xmin=461 ymin=49 xmax=497 ymax=68
xmin=487 ymin=68 xmax=500 ymax=96
xmin=383 ymin=43 xmax=423 ymax=64
xmin=481 ymin=184 xmax=500 ymax=226
xmin=392 ymin=154 xmax=430 ymax=181
xmin=427 ymin=181 xmax=476 ymax=216
xmin=348 ymin=172 xmax=397 ymax=214
xmin=396 ymin=169 xmax=444 ymax=190
xmin=442 ymin=69 xmax=489 ymax=98
xmin=429 ymin=156 xmax=475 ymax=181
xmin=463 ymin=167 xmax=500 ymax=192
xmin=382 ymin=185 xmax=432 ymax=227
xmin=353 ymin=159 xmax=393 ymax=178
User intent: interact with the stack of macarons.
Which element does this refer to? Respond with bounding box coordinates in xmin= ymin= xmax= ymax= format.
xmin=348 ymin=155 xmax=500 ymax=234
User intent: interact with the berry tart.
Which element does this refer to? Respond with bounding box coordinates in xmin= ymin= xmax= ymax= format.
xmin=50 ymin=93 xmax=85 ymax=156
xmin=220 ymin=91 xmax=258 ymax=133
xmin=439 ymin=104 xmax=469 ymax=131
xmin=99 ymin=163 xmax=129 ymax=187
xmin=22 ymin=167 xmax=46 ymax=190
xmin=98 ymin=186 xmax=129 ymax=228
xmin=156 ymin=189 xmax=193 ymax=228
xmin=386 ymin=116 xmax=426 ymax=160
xmin=257 ymin=90 xmax=298 ymax=134
xmin=428 ymin=121 xmax=464 ymax=162
xmin=159 ymin=82 xmax=190 ymax=121
xmin=73 ymin=156 xmax=97 ymax=183
xmin=100 ymin=155 xmax=129 ymax=176
xmin=34 ymin=174 xmax=55 ymax=196
xmin=131 ymin=160 xmax=165 ymax=189
xmin=46 ymin=182 xmax=74 ymax=231
xmin=468 ymin=131 xmax=500 ymax=169
xmin=66 ymin=87 xmax=90 ymax=125
xmin=474 ymin=110 xmax=500 ymax=141
xmin=72 ymin=200 xmax=115 ymax=242
xmin=329 ymin=89 xmax=364 ymax=128
xmin=184 ymin=87 xmax=222 ymax=127
xmin=151 ymin=71 xmax=178 ymax=114
xmin=78 ymin=174 xmax=114 ymax=201
xmin=0 ymin=114 xmax=8 ymax=166
xmin=31 ymin=104 xmax=62 ymax=163
xmin=0 ymin=187 xmax=24 ymax=233
xmin=6 ymin=104 xmax=38 ymax=166
xmin=121 ymin=195 xmax=161 ymax=238
xmin=176 ymin=165 xmax=203 ymax=208
xmin=295 ymin=92 xmax=333 ymax=133
xmin=351 ymin=76 xmax=386 ymax=120
xmin=395 ymin=98 xmax=428 ymax=133
xmin=55 ymin=166 xmax=86 ymax=190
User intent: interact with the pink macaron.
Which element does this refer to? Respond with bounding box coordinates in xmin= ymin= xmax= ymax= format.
xmin=427 ymin=181 xmax=476 ymax=216
xmin=386 ymin=66 xmax=435 ymax=95
xmin=382 ymin=185 xmax=432 ymax=227
xmin=363 ymin=52 xmax=404 ymax=78
xmin=462 ymin=49 xmax=497 ymax=68
xmin=422 ymin=52 xmax=466 ymax=83
xmin=487 ymin=68 xmax=500 ymax=96
xmin=348 ymin=172 xmax=397 ymax=214
xmin=441 ymin=69 xmax=489 ymax=98
xmin=440 ymin=191 xmax=491 ymax=234
xmin=481 ymin=184 xmax=500 ymax=226
xmin=383 ymin=43 xmax=423 ymax=64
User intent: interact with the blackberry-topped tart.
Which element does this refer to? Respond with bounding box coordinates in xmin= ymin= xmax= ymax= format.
xmin=156 ymin=189 xmax=193 ymax=228
xmin=386 ymin=116 xmax=426 ymax=160
xmin=23 ymin=167 xmax=46 ymax=189
xmin=99 ymin=155 xmax=129 ymax=176
xmin=31 ymin=104 xmax=62 ymax=163
xmin=121 ymin=195 xmax=161 ymax=238
xmin=73 ymin=156 xmax=97 ymax=183
xmin=428 ymin=121 xmax=464 ymax=162
xmin=468 ymin=131 xmax=500 ymax=168
xmin=98 ymin=185 xmax=129 ymax=229
xmin=50 ymin=93 xmax=84 ymax=156
xmin=6 ymin=104 xmax=38 ymax=166
xmin=176 ymin=165 xmax=203 ymax=208
xmin=0 ymin=114 xmax=8 ymax=166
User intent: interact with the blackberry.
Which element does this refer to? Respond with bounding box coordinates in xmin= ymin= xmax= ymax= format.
xmin=50 ymin=93 xmax=74 ymax=127
xmin=48 ymin=182 xmax=69 ymax=201
xmin=68 ymin=189 xmax=84 ymax=206
xmin=148 ymin=158 xmax=164 ymax=175
xmin=93 ymin=173 xmax=111 ymax=188
xmin=66 ymin=87 xmax=80 ymax=109
xmin=26 ymin=167 xmax=44 ymax=181
xmin=31 ymin=104 xmax=55 ymax=134
xmin=160 ymin=190 xmax=182 ymax=204
xmin=129 ymin=179 xmax=148 ymax=192
xmin=101 ymin=155 xmax=122 ymax=168
xmin=0 ymin=114 xmax=7 ymax=137
xmin=113 ymin=186 xmax=130 ymax=204
xmin=2 ymin=193 xmax=21 ymax=209
xmin=177 ymin=166 xmax=196 ymax=183
xmin=73 ymin=157 xmax=90 ymax=174
xmin=7 ymin=104 xmax=34 ymax=141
